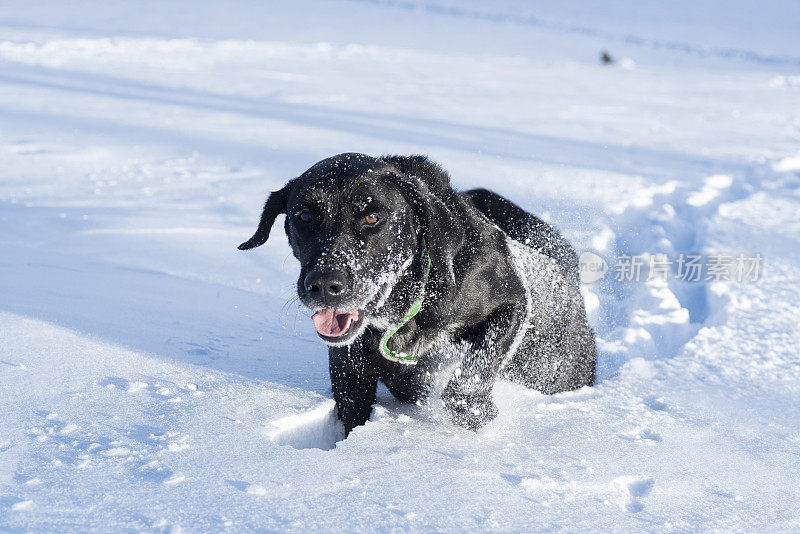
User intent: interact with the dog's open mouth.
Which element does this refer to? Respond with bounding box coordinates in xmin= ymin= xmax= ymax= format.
xmin=307 ymin=282 xmax=394 ymax=344
xmin=311 ymin=309 xmax=363 ymax=340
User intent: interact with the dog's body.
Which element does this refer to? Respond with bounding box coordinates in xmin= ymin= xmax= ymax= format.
xmin=240 ymin=154 xmax=596 ymax=434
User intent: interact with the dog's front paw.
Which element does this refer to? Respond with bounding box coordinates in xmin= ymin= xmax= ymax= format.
xmin=442 ymin=386 xmax=498 ymax=431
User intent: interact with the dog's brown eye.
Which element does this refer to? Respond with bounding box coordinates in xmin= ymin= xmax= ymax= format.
xmin=297 ymin=211 xmax=312 ymax=224
xmin=364 ymin=213 xmax=379 ymax=225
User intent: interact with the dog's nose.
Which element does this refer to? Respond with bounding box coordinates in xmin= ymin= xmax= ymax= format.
xmin=304 ymin=270 xmax=349 ymax=302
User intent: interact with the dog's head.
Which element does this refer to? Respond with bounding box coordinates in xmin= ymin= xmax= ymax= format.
xmin=239 ymin=153 xmax=464 ymax=346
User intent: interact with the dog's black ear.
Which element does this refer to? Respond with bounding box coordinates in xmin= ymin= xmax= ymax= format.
xmin=238 ymin=179 xmax=298 ymax=250
xmin=424 ymin=195 xmax=466 ymax=285
xmin=400 ymin=178 xmax=465 ymax=285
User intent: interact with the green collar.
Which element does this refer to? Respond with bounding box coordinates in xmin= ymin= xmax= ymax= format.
xmin=378 ymin=244 xmax=432 ymax=365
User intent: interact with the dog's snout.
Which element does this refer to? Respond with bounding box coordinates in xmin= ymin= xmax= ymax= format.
xmin=304 ymin=270 xmax=349 ymax=302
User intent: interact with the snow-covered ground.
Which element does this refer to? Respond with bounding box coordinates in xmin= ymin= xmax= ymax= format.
xmin=1 ymin=1 xmax=799 ymax=531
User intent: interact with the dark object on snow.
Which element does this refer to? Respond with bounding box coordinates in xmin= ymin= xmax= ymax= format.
xmin=600 ymin=50 xmax=614 ymax=64
xmin=239 ymin=154 xmax=596 ymax=435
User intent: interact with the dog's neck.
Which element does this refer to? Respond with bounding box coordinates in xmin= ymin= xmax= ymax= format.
xmin=377 ymin=244 xmax=431 ymax=364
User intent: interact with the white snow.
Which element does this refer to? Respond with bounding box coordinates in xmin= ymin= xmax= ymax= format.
xmin=773 ymin=152 xmax=800 ymax=172
xmin=1 ymin=1 xmax=799 ymax=531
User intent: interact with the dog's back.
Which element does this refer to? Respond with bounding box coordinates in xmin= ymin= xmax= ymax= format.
xmin=463 ymin=188 xmax=596 ymax=392
xmin=463 ymin=188 xmax=578 ymax=281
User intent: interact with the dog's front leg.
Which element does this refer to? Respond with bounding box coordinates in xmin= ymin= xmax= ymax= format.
xmin=443 ymin=304 xmax=525 ymax=430
xmin=328 ymin=342 xmax=378 ymax=436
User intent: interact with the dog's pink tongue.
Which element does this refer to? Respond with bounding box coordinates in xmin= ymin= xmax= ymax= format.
xmin=312 ymin=309 xmax=359 ymax=337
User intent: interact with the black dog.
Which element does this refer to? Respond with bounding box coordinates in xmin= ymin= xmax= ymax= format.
xmin=240 ymin=154 xmax=596 ymax=434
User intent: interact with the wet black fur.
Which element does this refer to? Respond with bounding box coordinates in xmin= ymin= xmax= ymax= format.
xmin=240 ymin=153 xmax=596 ymax=435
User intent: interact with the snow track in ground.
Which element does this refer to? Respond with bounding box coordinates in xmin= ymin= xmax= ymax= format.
xmin=593 ymin=167 xmax=747 ymax=376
